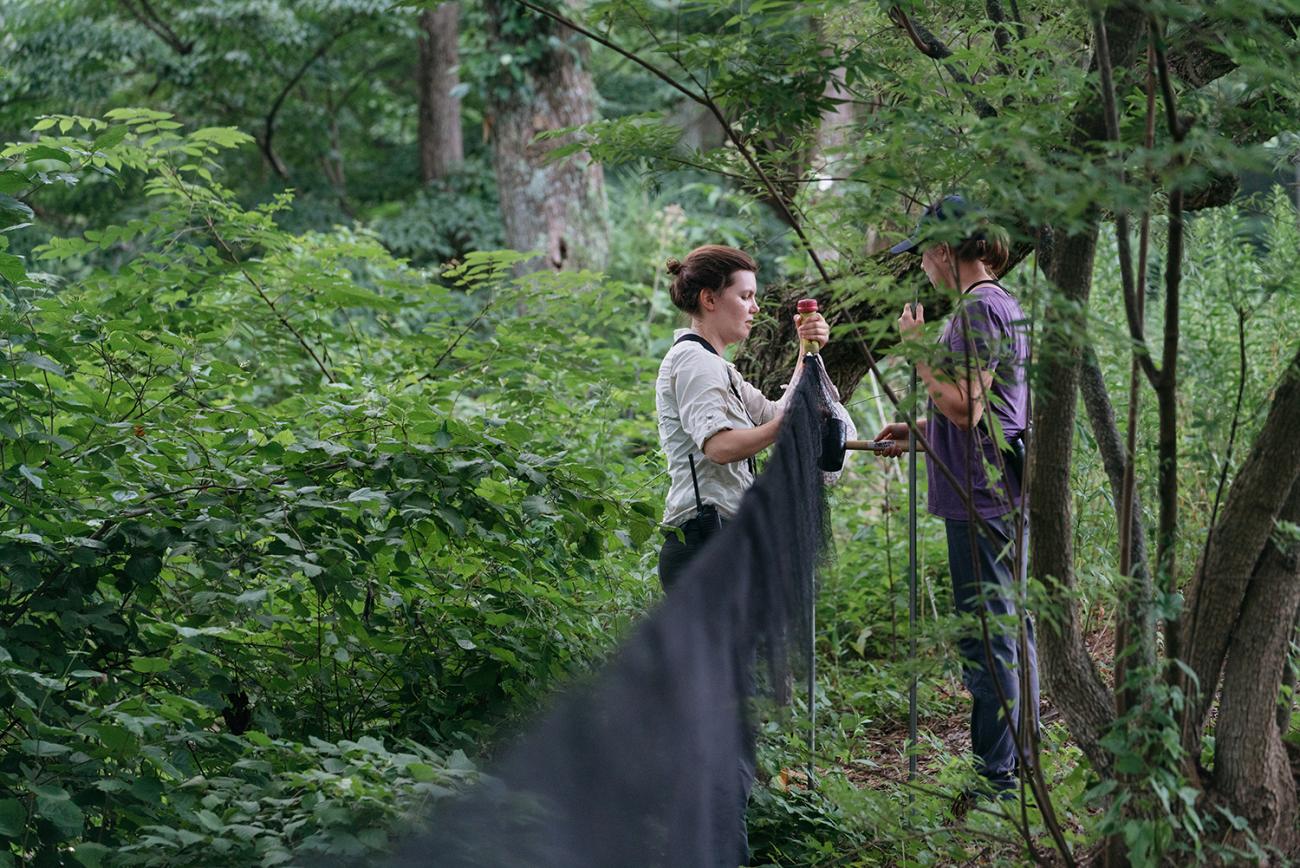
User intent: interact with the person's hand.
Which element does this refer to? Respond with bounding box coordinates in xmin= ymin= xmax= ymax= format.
xmin=874 ymin=422 xmax=910 ymax=458
xmin=794 ymin=311 xmax=829 ymax=350
xmin=897 ymin=302 xmax=924 ymax=338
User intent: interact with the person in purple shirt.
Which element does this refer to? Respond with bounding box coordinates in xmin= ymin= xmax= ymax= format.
xmin=874 ymin=195 xmax=1039 ymax=803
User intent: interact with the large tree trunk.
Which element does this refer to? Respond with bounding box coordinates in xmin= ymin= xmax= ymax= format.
xmin=810 ymin=63 xmax=858 ymax=263
xmin=1178 ymin=341 xmax=1300 ymax=750
xmin=1213 ymin=479 xmax=1300 ymax=856
xmin=484 ymin=1 xmax=608 ymax=272
xmin=417 ymin=4 xmax=464 ymax=183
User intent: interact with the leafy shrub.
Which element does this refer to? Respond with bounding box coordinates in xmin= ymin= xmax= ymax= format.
xmin=0 ymin=112 xmax=661 ymax=863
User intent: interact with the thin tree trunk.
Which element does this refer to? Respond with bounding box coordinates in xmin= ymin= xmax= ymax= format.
xmin=1079 ymin=348 xmax=1156 ymax=673
xmin=1213 ymin=479 xmax=1300 ymax=856
xmin=417 ymin=4 xmax=464 ymax=183
xmin=484 ymin=1 xmax=608 ymax=272
xmin=1028 ymin=228 xmax=1116 ymax=777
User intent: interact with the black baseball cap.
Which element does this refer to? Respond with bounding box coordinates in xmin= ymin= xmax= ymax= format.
xmin=888 ymin=194 xmax=979 ymax=255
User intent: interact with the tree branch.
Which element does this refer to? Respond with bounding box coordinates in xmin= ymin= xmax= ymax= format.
xmin=117 ymin=0 xmax=193 ymax=55
xmin=261 ymin=17 xmax=365 ymax=180
xmin=1150 ymin=17 xmax=1186 ymax=647
xmin=984 ymin=0 xmax=1015 ymax=76
xmin=887 ymin=7 xmax=998 ymax=119
xmin=1091 ymin=11 xmax=1162 ymax=389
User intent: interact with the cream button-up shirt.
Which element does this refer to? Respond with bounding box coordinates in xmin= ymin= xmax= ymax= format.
xmin=656 ymin=329 xmax=789 ymax=528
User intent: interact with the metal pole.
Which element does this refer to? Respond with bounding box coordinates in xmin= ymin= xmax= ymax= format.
xmin=808 ymin=581 xmax=817 ymax=787
xmin=908 ymin=356 xmax=919 ymax=785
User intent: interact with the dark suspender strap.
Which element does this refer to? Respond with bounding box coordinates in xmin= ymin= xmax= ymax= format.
xmin=687 ymin=454 xmax=705 ymax=514
xmin=673 ymin=333 xmax=719 ymax=355
xmin=674 ymin=334 xmax=758 ymax=476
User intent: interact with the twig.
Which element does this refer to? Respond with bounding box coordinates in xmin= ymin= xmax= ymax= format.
xmin=1198 ymin=306 xmax=1248 ymax=598
xmin=887 ymin=7 xmax=998 ymax=119
xmin=261 ymin=15 xmax=366 ymax=179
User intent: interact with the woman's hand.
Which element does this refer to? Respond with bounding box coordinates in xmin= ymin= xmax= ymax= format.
xmin=897 ymin=302 xmax=925 ymax=338
xmin=794 ymin=312 xmax=830 ymax=349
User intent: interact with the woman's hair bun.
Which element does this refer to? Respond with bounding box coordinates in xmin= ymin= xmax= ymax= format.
xmin=665 ymin=257 xmax=683 ymax=275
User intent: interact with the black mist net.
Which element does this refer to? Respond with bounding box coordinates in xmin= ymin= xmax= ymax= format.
xmin=390 ymin=358 xmax=834 ymax=867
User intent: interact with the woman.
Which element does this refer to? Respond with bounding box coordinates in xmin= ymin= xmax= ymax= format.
xmin=655 ymin=244 xmax=829 ymax=591
xmin=653 ymin=244 xmax=829 ymax=867
xmin=875 ymin=196 xmax=1039 ymax=801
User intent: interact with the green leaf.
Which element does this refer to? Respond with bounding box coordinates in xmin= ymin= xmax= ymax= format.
xmin=19 ymin=352 xmax=63 ymax=376
xmin=72 ymin=842 xmax=111 ymax=868
xmin=194 ymin=808 xmax=224 ymax=832
xmin=0 ymin=253 xmax=23 ymax=284
xmin=24 ymin=145 xmax=71 ymax=164
xmin=0 ymin=798 xmax=26 ymax=838
xmin=130 ymin=657 xmax=171 ymax=673
xmin=36 ymin=794 xmax=83 ymax=837
xmin=406 ymin=762 xmax=438 ymax=782
xmin=0 ymin=172 xmax=25 ymax=195
xmin=93 ymin=126 xmax=129 ymax=150
xmin=18 ymin=465 xmax=44 ymax=490
xmin=124 ymin=553 xmax=163 ymax=583
xmin=0 ymin=194 xmax=34 ymax=228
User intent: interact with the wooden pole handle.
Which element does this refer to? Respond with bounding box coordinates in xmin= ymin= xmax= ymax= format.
xmin=845 ymin=439 xmax=893 ymax=452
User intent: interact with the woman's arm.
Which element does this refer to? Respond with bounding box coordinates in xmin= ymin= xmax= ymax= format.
xmin=746 ymin=313 xmax=832 ymax=423
xmin=702 ymin=416 xmax=782 ymax=464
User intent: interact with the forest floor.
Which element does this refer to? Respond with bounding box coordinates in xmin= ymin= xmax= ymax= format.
xmin=762 ymin=622 xmax=1117 ymax=865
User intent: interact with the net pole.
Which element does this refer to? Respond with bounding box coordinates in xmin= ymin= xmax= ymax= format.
xmin=907 ymin=314 xmax=919 ymax=786
xmin=796 ymin=299 xmax=821 ymax=789
xmin=808 ymin=574 xmax=817 ymax=787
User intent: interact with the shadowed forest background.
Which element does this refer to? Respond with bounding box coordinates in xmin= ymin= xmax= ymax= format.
xmin=0 ymin=0 xmax=1299 ymax=865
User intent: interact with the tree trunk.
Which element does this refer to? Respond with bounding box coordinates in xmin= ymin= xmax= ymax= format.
xmin=1179 ymin=341 xmax=1300 ymax=749
xmin=810 ymin=63 xmax=857 ymax=263
xmin=417 ymin=4 xmax=464 ymax=183
xmin=1212 ymin=479 xmax=1300 ymax=856
xmin=484 ymin=1 xmax=608 ymax=273
xmin=1027 ymin=228 xmax=1117 ymax=777
xmin=1079 ymin=349 xmax=1156 ymax=675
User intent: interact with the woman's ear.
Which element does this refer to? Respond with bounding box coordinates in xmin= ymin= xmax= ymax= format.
xmin=698 ymin=287 xmax=716 ymax=311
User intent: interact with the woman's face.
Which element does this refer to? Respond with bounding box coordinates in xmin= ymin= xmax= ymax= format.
xmin=701 ymin=270 xmax=759 ymax=346
xmin=920 ymin=244 xmax=956 ymax=290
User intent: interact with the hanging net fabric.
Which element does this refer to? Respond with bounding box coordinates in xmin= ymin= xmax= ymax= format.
xmin=390 ymin=357 xmax=834 ymax=867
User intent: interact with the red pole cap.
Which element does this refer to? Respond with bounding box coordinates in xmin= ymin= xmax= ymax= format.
xmin=796 ymin=298 xmax=818 ymax=314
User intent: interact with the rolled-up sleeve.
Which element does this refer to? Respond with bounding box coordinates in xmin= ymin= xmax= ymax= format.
xmin=672 ymin=355 xmax=733 ymax=451
xmin=947 ymin=298 xmax=1002 ymax=375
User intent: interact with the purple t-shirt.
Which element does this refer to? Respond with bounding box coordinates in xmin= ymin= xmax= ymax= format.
xmin=926 ymin=282 xmax=1029 ymax=520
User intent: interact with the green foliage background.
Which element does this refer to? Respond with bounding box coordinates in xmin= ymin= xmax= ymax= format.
xmin=0 ymin=0 xmax=1298 ymax=864
xmin=0 ymin=115 xmax=668 ymax=864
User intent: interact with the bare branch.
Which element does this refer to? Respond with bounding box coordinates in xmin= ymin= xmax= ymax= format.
xmin=261 ymin=16 xmax=366 ymax=180
xmin=1091 ymin=11 xmax=1161 ymax=388
xmin=118 ymin=0 xmax=193 ymax=55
